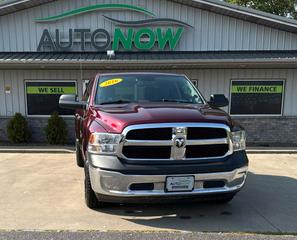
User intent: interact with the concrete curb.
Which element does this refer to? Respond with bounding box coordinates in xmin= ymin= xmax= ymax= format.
xmin=247 ymin=149 xmax=297 ymax=154
xmin=0 ymin=147 xmax=75 ymax=154
xmin=0 ymin=150 xmax=75 ymax=153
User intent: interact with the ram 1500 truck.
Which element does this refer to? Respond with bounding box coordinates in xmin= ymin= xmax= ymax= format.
xmin=59 ymin=73 xmax=248 ymax=209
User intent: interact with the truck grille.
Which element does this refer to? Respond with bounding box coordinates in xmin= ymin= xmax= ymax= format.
xmin=122 ymin=146 xmax=171 ymax=159
xmin=126 ymin=128 xmax=172 ymax=140
xmin=126 ymin=127 xmax=227 ymax=140
xmin=187 ymin=127 xmax=227 ymax=139
xmin=186 ymin=144 xmax=229 ymax=158
xmin=119 ymin=123 xmax=231 ymax=161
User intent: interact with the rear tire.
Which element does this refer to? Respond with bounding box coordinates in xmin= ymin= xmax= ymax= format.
xmin=84 ymin=163 xmax=100 ymax=209
xmin=76 ymin=140 xmax=84 ymax=168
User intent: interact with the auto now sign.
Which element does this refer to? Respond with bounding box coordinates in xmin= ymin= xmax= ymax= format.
xmin=36 ymin=4 xmax=193 ymax=52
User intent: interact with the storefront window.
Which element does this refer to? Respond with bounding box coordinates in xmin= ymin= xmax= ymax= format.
xmin=230 ymin=80 xmax=285 ymax=116
xmin=25 ymin=81 xmax=77 ymax=116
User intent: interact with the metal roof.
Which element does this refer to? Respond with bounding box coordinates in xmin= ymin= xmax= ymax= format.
xmin=1 ymin=51 xmax=297 ymax=62
xmin=1 ymin=51 xmax=297 ymax=69
xmin=1 ymin=0 xmax=297 ymax=33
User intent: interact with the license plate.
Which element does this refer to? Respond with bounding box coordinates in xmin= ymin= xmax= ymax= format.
xmin=166 ymin=176 xmax=195 ymax=192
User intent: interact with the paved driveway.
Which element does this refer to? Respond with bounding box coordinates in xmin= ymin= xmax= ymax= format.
xmin=0 ymin=153 xmax=297 ymax=233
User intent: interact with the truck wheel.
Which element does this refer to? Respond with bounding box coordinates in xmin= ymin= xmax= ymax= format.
xmin=84 ymin=164 xmax=100 ymax=209
xmin=76 ymin=140 xmax=84 ymax=168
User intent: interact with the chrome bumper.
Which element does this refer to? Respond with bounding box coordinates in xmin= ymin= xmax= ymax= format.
xmin=89 ymin=165 xmax=248 ymax=198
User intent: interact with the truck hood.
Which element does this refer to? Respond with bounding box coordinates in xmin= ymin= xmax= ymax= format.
xmin=93 ymin=103 xmax=232 ymax=133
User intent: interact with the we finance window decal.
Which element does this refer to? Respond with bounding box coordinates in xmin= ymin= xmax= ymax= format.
xmin=229 ymin=80 xmax=285 ymax=116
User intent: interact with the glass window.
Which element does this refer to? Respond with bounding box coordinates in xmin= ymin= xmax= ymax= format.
xmin=95 ymin=74 xmax=204 ymax=105
xmin=230 ymin=80 xmax=285 ymax=115
xmin=25 ymin=81 xmax=77 ymax=115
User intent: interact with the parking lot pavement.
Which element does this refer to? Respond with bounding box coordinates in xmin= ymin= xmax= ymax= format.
xmin=0 ymin=153 xmax=297 ymax=234
xmin=0 ymin=231 xmax=296 ymax=240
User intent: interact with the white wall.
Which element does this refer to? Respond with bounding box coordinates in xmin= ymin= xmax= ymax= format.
xmin=0 ymin=0 xmax=297 ymax=51
xmin=0 ymin=68 xmax=296 ymax=117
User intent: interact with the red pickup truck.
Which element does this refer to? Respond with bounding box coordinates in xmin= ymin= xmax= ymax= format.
xmin=59 ymin=73 xmax=248 ymax=209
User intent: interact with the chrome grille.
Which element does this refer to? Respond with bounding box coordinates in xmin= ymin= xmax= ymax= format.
xmin=126 ymin=128 xmax=172 ymax=140
xmin=118 ymin=123 xmax=232 ymax=161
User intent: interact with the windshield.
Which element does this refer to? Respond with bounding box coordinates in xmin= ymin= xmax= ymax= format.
xmin=95 ymin=74 xmax=204 ymax=105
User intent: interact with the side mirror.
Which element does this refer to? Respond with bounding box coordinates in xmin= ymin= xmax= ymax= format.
xmin=208 ymin=94 xmax=229 ymax=108
xmin=59 ymin=94 xmax=86 ymax=110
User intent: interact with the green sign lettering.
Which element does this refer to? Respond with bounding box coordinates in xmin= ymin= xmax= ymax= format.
xmin=111 ymin=27 xmax=185 ymax=51
xmin=157 ymin=27 xmax=184 ymax=50
xmin=27 ymin=86 xmax=76 ymax=94
xmin=35 ymin=4 xmax=156 ymax=22
xmin=232 ymin=85 xmax=283 ymax=94
xmin=134 ymin=28 xmax=155 ymax=50
xmin=112 ymin=28 xmax=133 ymax=50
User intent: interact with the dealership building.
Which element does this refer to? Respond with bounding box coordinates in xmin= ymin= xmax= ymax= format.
xmin=0 ymin=0 xmax=297 ymax=146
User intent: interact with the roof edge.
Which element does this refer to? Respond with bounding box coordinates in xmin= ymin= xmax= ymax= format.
xmin=172 ymin=0 xmax=297 ymax=33
xmin=1 ymin=0 xmax=297 ymax=33
xmin=0 ymin=0 xmax=29 ymax=8
xmin=201 ymin=0 xmax=297 ymax=25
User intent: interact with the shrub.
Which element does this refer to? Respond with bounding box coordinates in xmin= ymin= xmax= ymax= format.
xmin=7 ymin=113 xmax=31 ymax=143
xmin=45 ymin=112 xmax=68 ymax=145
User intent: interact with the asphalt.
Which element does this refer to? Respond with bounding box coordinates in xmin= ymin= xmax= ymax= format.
xmin=0 ymin=153 xmax=297 ymax=234
xmin=0 ymin=231 xmax=296 ymax=240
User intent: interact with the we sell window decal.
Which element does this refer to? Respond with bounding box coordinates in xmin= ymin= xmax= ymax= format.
xmin=26 ymin=81 xmax=76 ymax=115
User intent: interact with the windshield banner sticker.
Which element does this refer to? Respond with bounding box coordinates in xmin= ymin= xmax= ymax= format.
xmin=100 ymin=78 xmax=123 ymax=88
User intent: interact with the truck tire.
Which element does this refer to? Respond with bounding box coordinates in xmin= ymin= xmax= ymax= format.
xmin=76 ymin=140 xmax=84 ymax=168
xmin=84 ymin=163 xmax=100 ymax=209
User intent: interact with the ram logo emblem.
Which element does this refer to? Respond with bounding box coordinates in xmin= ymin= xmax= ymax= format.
xmin=174 ymin=137 xmax=186 ymax=148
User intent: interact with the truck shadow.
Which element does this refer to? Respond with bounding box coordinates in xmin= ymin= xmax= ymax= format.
xmin=96 ymin=172 xmax=297 ymax=233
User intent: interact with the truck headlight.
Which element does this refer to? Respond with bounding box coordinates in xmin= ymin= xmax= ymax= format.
xmin=231 ymin=130 xmax=246 ymax=152
xmin=88 ymin=133 xmax=122 ymax=154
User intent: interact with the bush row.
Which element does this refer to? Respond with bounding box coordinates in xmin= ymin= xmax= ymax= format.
xmin=7 ymin=112 xmax=68 ymax=145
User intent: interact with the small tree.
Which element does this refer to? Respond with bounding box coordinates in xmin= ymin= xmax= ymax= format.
xmin=45 ymin=112 xmax=68 ymax=145
xmin=7 ymin=113 xmax=31 ymax=143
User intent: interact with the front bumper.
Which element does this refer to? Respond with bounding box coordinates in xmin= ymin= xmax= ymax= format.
xmin=87 ymin=150 xmax=248 ymax=199
xmin=89 ymin=165 xmax=248 ymax=198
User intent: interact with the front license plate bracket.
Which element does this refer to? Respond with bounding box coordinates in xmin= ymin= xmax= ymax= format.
xmin=165 ymin=176 xmax=195 ymax=192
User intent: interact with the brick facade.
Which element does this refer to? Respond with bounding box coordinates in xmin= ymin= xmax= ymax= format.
xmin=234 ymin=117 xmax=297 ymax=147
xmin=0 ymin=117 xmax=296 ymax=146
